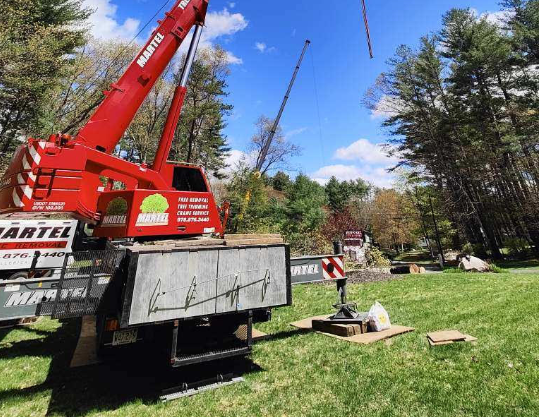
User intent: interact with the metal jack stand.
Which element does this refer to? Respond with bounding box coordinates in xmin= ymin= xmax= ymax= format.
xmin=328 ymin=242 xmax=368 ymax=326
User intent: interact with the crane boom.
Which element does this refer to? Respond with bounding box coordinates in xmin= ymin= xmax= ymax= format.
xmin=255 ymin=40 xmax=310 ymax=172
xmin=0 ymin=0 xmax=227 ymax=239
xmin=76 ymin=0 xmax=208 ymax=154
xmin=0 ymin=1 xmax=374 ymax=239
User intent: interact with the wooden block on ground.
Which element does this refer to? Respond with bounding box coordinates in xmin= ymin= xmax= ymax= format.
xmin=428 ymin=334 xmax=477 ymax=347
xmin=290 ymin=315 xmax=332 ymax=330
xmin=427 ymin=330 xmax=467 ymax=344
xmin=0 ymin=317 xmax=42 ymax=329
xmin=70 ymin=316 xmax=102 ymax=368
xmin=312 ymin=320 xmax=361 ymax=337
xmin=252 ymin=328 xmax=268 ymax=341
xmin=290 ymin=315 xmax=415 ymax=345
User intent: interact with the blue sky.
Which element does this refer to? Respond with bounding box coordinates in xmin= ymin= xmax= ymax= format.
xmin=84 ymin=0 xmax=503 ymax=187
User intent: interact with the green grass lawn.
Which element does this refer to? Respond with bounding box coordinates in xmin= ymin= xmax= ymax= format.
xmin=497 ymin=259 xmax=539 ymax=272
xmin=1 ymin=273 xmax=539 ymax=417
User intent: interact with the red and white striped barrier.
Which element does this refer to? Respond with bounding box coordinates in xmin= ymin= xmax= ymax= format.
xmin=322 ymin=256 xmax=345 ymax=280
xmin=12 ymin=141 xmax=46 ymax=208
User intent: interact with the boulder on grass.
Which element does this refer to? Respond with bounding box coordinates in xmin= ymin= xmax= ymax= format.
xmin=410 ymin=264 xmax=427 ymax=274
xmin=458 ymin=255 xmax=490 ymax=272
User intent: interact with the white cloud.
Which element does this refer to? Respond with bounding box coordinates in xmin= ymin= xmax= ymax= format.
xmin=255 ymin=42 xmax=277 ymax=54
xmin=228 ymin=2 xmax=236 ymax=8
xmin=285 ymin=127 xmax=307 ymax=139
xmin=224 ymin=149 xmax=248 ymax=173
xmin=311 ymin=164 xmax=395 ymax=189
xmin=223 ymin=149 xmax=258 ymax=174
xmin=334 ymin=138 xmax=400 ymax=165
xmin=223 ymin=51 xmax=243 ymax=65
xmin=180 ymin=8 xmax=249 ymax=65
xmin=370 ymin=94 xmax=403 ymax=119
xmin=204 ymin=8 xmax=248 ymax=43
xmin=83 ymin=0 xmax=140 ymax=41
xmin=311 ymin=137 xmax=401 ymax=188
xmin=85 ymin=1 xmax=248 ymax=65
xmin=470 ymin=8 xmax=515 ymax=28
xmin=482 ymin=10 xmax=513 ymax=27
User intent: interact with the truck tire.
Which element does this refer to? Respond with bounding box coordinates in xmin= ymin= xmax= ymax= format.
xmin=7 ymin=271 xmax=29 ymax=280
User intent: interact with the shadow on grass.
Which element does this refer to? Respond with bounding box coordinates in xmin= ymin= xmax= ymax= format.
xmin=255 ymin=328 xmax=312 ymax=344
xmin=0 ymin=324 xmax=59 ymax=346
xmin=0 ymin=319 xmax=263 ymax=416
xmin=497 ymin=259 xmax=539 ymax=269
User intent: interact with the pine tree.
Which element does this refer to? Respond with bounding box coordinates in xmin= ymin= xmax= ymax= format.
xmin=171 ymin=46 xmax=233 ymax=178
xmin=0 ymin=0 xmax=89 ymax=170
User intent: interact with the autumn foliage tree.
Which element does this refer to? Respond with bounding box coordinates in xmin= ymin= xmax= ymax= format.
xmin=371 ymin=190 xmax=419 ymax=251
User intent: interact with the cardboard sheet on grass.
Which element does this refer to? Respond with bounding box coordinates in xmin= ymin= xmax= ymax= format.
xmin=290 ymin=315 xmax=415 ymax=345
xmin=427 ymin=330 xmax=477 ymax=347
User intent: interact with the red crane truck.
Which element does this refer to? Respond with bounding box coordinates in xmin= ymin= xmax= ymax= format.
xmin=0 ymin=0 xmax=292 ymax=367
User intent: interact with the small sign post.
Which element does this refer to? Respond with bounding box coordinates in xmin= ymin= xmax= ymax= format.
xmin=343 ymin=230 xmax=364 ymax=262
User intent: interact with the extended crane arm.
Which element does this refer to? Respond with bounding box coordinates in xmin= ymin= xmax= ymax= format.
xmin=75 ymin=0 xmax=209 ymax=155
xmin=255 ymin=40 xmax=310 ymax=172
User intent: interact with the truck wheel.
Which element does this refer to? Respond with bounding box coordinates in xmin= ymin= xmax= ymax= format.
xmin=7 ymin=271 xmax=29 ymax=280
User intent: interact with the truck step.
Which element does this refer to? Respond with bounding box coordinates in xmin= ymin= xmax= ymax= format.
xmin=171 ymin=346 xmax=252 ymax=367
xmin=160 ymin=374 xmax=244 ymax=401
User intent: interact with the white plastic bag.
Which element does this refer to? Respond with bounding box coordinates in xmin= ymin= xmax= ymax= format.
xmin=368 ymin=301 xmax=391 ymax=332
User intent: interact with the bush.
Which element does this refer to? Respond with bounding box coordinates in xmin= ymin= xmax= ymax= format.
xmin=461 ymin=242 xmax=488 ymax=258
xmin=504 ymin=237 xmax=529 ymax=259
xmin=489 ymin=264 xmax=508 ymax=274
xmin=365 ymin=247 xmax=391 ymax=268
xmin=345 ymin=257 xmax=364 ymax=271
xmin=462 ymin=243 xmax=474 ymax=256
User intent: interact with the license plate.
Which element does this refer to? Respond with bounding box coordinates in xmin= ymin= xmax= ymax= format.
xmin=112 ymin=329 xmax=138 ymax=346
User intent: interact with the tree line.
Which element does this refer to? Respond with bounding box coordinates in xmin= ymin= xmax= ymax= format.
xmin=3 ymin=0 xmax=538 ymax=260
xmin=366 ymin=0 xmax=539 ymax=258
